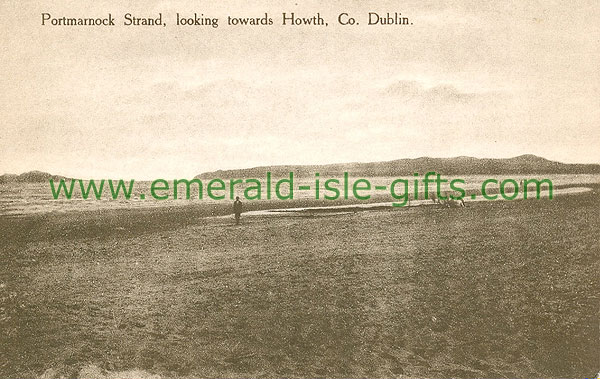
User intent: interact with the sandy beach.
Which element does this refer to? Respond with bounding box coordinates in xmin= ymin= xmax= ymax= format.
xmin=1 ymin=188 xmax=599 ymax=378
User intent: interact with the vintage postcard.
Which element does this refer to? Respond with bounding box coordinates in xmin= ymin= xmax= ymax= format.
xmin=1 ymin=1 xmax=598 ymax=378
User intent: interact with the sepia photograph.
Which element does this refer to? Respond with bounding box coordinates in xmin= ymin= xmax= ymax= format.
xmin=1 ymin=0 xmax=599 ymax=378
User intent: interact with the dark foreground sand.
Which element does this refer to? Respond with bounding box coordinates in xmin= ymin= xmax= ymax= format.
xmin=1 ymin=190 xmax=599 ymax=378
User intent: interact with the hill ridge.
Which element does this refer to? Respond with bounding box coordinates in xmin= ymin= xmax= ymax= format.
xmin=195 ymin=155 xmax=600 ymax=179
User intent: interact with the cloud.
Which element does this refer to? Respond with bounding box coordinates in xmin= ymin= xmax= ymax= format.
xmin=383 ymin=80 xmax=491 ymax=104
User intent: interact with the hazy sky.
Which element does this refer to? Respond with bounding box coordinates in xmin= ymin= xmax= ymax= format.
xmin=1 ymin=0 xmax=598 ymax=179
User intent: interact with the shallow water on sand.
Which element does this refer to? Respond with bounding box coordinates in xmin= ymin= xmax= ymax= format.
xmin=241 ymin=186 xmax=593 ymax=216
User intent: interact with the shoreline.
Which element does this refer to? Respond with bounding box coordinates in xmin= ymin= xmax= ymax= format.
xmin=1 ymin=184 xmax=598 ymax=246
xmin=1 ymin=182 xmax=597 ymax=218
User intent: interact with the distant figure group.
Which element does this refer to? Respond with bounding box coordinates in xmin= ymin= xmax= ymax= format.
xmin=233 ymin=196 xmax=243 ymax=224
xmin=430 ymin=192 xmax=466 ymax=208
xmin=442 ymin=197 xmax=466 ymax=208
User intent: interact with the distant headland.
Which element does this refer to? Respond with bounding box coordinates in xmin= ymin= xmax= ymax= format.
xmin=0 ymin=170 xmax=69 ymax=183
xmin=196 ymin=155 xmax=600 ymax=179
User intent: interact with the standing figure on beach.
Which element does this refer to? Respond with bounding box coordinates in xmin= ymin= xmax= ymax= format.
xmin=233 ymin=196 xmax=243 ymax=225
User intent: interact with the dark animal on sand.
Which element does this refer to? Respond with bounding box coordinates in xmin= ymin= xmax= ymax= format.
xmin=441 ymin=197 xmax=466 ymax=208
xmin=430 ymin=192 xmax=464 ymax=207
